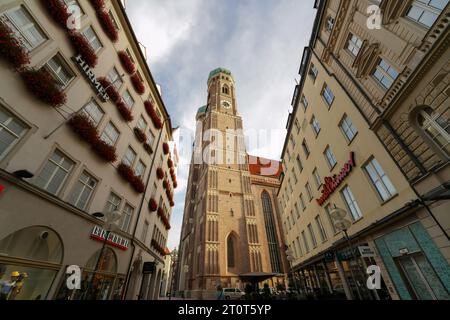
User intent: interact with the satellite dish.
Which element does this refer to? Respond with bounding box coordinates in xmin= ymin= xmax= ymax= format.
xmin=334 ymin=219 xmax=352 ymax=232
xmin=330 ymin=208 xmax=347 ymax=220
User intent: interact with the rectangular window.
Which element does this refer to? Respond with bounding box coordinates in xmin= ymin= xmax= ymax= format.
xmin=63 ymin=0 xmax=84 ymax=14
xmin=291 ymin=211 xmax=296 ymax=225
xmin=4 ymin=6 xmax=46 ymax=51
xmin=296 ymin=155 xmax=304 ymax=172
xmin=107 ymin=67 xmax=123 ymax=90
xmin=294 ymin=119 xmax=301 ymax=133
xmin=324 ymin=146 xmax=337 ymax=169
xmin=81 ymin=100 xmax=104 ymax=127
xmin=35 ymin=150 xmax=74 ymax=195
xmin=292 ymin=169 xmax=298 ymax=185
xmin=296 ymin=236 xmax=303 ymax=257
xmin=364 ymin=158 xmax=397 ymax=201
xmin=315 ymin=215 xmax=328 ymax=242
xmin=325 ymin=204 xmax=337 ymax=234
xmin=68 ymin=171 xmax=97 ymax=211
xmin=147 ymin=129 xmax=156 ymax=147
xmin=302 ymin=139 xmax=310 ymax=158
xmin=104 ymin=192 xmax=121 ymax=214
xmin=347 ymin=33 xmax=363 ymax=57
xmin=313 ymin=168 xmax=322 ymax=189
xmin=289 ymin=134 xmax=296 ymax=147
xmin=120 ymin=203 xmax=134 ymax=233
xmin=308 ymin=224 xmax=317 ymax=248
xmin=82 ymin=26 xmax=102 ymax=52
xmin=108 ymin=10 xmax=120 ymax=29
xmin=100 ymin=122 xmax=119 ymax=146
xmin=341 ymin=186 xmax=363 ymax=221
xmin=373 ymin=59 xmax=399 ymax=89
xmin=137 ymin=116 xmax=148 ymax=131
xmin=141 ymin=220 xmax=149 ymax=243
xmin=339 ymin=115 xmax=358 ymax=143
xmin=322 ymin=84 xmax=335 ymax=107
xmin=302 ymin=231 xmax=310 ymax=253
xmin=301 ymin=95 xmax=309 ymax=111
xmin=406 ymin=0 xmax=448 ymax=28
xmin=123 ymin=90 xmax=135 ymax=109
xmin=306 ymin=182 xmax=313 ymax=201
xmin=294 ymin=202 xmax=300 ymax=219
xmin=135 ymin=160 xmax=146 ymax=178
xmin=300 ymin=193 xmax=306 ymax=211
xmin=0 ymin=106 xmax=27 ymax=160
xmin=45 ymin=54 xmax=75 ymax=89
xmin=309 ymin=64 xmax=318 ymax=81
xmin=123 ymin=147 xmax=137 ymax=167
xmin=311 ymin=116 xmax=321 ymax=136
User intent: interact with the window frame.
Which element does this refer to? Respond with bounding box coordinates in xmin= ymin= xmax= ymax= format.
xmin=69 ymin=170 xmax=98 ymax=211
xmin=0 ymin=105 xmax=28 ymax=161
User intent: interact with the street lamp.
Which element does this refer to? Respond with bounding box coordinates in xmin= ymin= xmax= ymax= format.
xmin=285 ymin=248 xmax=299 ymax=294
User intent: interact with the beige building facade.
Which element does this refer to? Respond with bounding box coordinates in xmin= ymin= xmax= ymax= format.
xmin=176 ymin=69 xmax=288 ymax=299
xmin=0 ymin=0 xmax=175 ymax=300
xmin=279 ymin=0 xmax=450 ymax=300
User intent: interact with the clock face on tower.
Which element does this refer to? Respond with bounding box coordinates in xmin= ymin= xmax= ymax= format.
xmin=222 ymin=100 xmax=231 ymax=109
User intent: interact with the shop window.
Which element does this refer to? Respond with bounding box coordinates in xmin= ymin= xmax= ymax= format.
xmin=0 ymin=105 xmax=28 ymax=161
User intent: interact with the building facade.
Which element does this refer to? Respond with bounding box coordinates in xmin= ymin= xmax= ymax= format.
xmin=278 ymin=0 xmax=450 ymax=300
xmin=176 ymin=69 xmax=288 ymax=299
xmin=0 ymin=0 xmax=175 ymax=300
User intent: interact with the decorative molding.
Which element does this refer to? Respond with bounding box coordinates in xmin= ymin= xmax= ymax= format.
xmin=352 ymin=40 xmax=381 ymax=78
xmin=380 ymin=0 xmax=413 ymax=25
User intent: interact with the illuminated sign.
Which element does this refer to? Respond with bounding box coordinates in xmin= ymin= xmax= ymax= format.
xmin=90 ymin=226 xmax=129 ymax=251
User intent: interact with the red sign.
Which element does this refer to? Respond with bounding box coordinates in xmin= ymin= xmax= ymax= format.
xmin=0 ymin=185 xmax=5 ymax=194
xmin=90 ymin=226 xmax=129 ymax=251
xmin=317 ymin=152 xmax=356 ymax=206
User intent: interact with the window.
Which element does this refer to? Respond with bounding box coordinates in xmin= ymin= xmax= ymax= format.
xmin=35 ymin=150 xmax=74 ymax=195
xmin=315 ymin=215 xmax=328 ymax=242
xmin=291 ymin=211 xmax=296 ymax=225
xmin=289 ymin=134 xmax=296 ymax=147
xmin=313 ymin=168 xmax=322 ymax=189
xmin=294 ymin=119 xmax=301 ymax=133
xmin=308 ymin=224 xmax=317 ymax=248
xmin=300 ymin=194 xmax=306 ymax=211
xmin=120 ymin=203 xmax=134 ymax=233
xmin=417 ymin=107 xmax=450 ymax=156
xmin=105 ymin=192 xmax=121 ymax=214
xmin=222 ymin=85 xmax=229 ymax=95
xmin=82 ymin=26 xmax=102 ymax=52
xmin=123 ymin=147 xmax=137 ymax=167
xmin=301 ymin=95 xmax=309 ymax=110
xmin=44 ymin=54 xmax=75 ymax=89
xmin=0 ymin=106 xmax=27 ymax=160
xmin=347 ymin=33 xmax=363 ymax=57
xmin=365 ymin=158 xmax=397 ymax=201
xmin=68 ymin=171 xmax=97 ymax=211
xmin=107 ymin=67 xmax=123 ymax=90
xmin=81 ymin=100 xmax=104 ymax=127
xmin=4 ymin=6 xmax=46 ymax=51
xmin=122 ymin=90 xmax=135 ymax=109
xmin=322 ymin=84 xmax=335 ymax=107
xmin=309 ymin=64 xmax=318 ymax=82
xmin=296 ymin=237 xmax=303 ymax=257
xmin=296 ymin=155 xmax=304 ymax=172
xmin=227 ymin=235 xmax=236 ymax=268
xmin=373 ymin=59 xmax=399 ymax=89
xmin=341 ymin=186 xmax=363 ymax=221
xmin=325 ymin=204 xmax=337 ymax=234
xmin=340 ymin=115 xmax=358 ymax=143
xmin=261 ymin=191 xmax=283 ymax=273
xmin=292 ymin=169 xmax=298 ymax=185
xmin=305 ymin=182 xmax=313 ymax=201
xmin=326 ymin=16 xmax=335 ymax=32
xmin=63 ymin=0 xmax=83 ymax=13
xmin=302 ymin=231 xmax=310 ymax=253
xmin=294 ymin=202 xmax=300 ymax=219
xmin=135 ymin=160 xmax=146 ymax=178
xmin=147 ymin=129 xmax=156 ymax=147
xmin=100 ymin=122 xmax=119 ymax=146
xmin=324 ymin=146 xmax=337 ymax=169
xmin=141 ymin=221 xmax=149 ymax=243
xmin=406 ymin=0 xmax=448 ymax=28
xmin=302 ymin=139 xmax=310 ymax=158
xmin=108 ymin=10 xmax=120 ymax=29
xmin=137 ymin=116 xmax=148 ymax=131
xmin=311 ymin=116 xmax=321 ymax=136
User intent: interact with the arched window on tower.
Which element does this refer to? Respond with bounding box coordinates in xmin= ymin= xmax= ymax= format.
xmin=222 ymin=85 xmax=229 ymax=95
xmin=227 ymin=235 xmax=235 ymax=268
xmin=261 ymin=191 xmax=283 ymax=273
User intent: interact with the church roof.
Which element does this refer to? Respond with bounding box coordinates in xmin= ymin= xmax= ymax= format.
xmin=208 ymin=67 xmax=233 ymax=81
xmin=197 ymin=105 xmax=207 ymax=115
xmin=248 ymin=155 xmax=283 ymax=178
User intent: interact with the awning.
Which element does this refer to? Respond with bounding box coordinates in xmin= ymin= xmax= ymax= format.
xmin=239 ymin=272 xmax=283 ymax=282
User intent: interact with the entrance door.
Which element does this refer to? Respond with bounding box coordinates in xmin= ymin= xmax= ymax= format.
xmin=396 ymin=253 xmax=450 ymax=300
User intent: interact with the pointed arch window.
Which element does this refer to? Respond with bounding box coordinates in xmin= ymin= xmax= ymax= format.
xmin=261 ymin=191 xmax=283 ymax=273
xmin=417 ymin=107 xmax=450 ymax=157
xmin=222 ymin=85 xmax=230 ymax=95
xmin=227 ymin=235 xmax=235 ymax=268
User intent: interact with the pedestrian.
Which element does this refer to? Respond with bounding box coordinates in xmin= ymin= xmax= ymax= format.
xmin=216 ymin=285 xmax=224 ymax=300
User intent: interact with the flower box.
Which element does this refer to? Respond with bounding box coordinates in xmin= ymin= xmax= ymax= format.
xmin=68 ymin=114 xmax=98 ymax=144
xmin=118 ymin=163 xmax=135 ymax=182
xmin=118 ymin=51 xmax=135 ymax=74
xmin=20 ymin=68 xmax=67 ymax=107
xmin=163 ymin=142 xmax=170 ymax=155
xmin=68 ymin=32 xmax=98 ymax=68
xmin=116 ymin=101 xmax=134 ymax=122
xmin=89 ymin=0 xmax=105 ymax=11
xmin=149 ymin=198 xmax=158 ymax=212
xmin=144 ymin=101 xmax=163 ymax=129
xmin=92 ymin=139 xmax=117 ymax=163
xmin=143 ymin=143 xmax=153 ymax=154
xmin=163 ymin=180 xmax=168 ymax=190
xmin=167 ymin=159 xmax=174 ymax=169
xmin=170 ymin=201 xmax=175 ymax=208
xmin=40 ymin=0 xmax=70 ymax=29
xmin=173 ymin=181 xmax=178 ymax=189
xmin=134 ymin=127 xmax=147 ymax=143
xmin=131 ymin=176 xmax=145 ymax=194
xmin=131 ymin=73 xmax=145 ymax=95
xmin=157 ymin=207 xmax=164 ymax=218
xmin=156 ymin=168 xmax=164 ymax=180
xmin=97 ymin=10 xmax=118 ymax=42
xmin=0 ymin=21 xmax=30 ymax=70
xmin=98 ymin=77 xmax=120 ymax=103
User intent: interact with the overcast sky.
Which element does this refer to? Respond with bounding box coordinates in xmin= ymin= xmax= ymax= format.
xmin=126 ymin=0 xmax=316 ymax=250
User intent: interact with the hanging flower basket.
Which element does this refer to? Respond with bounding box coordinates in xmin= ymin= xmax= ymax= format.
xmin=116 ymin=101 xmax=134 ymax=122
xmin=40 ymin=0 xmax=70 ymax=29
xmin=0 ymin=20 xmax=30 ymax=70
xmin=131 ymin=176 xmax=145 ymax=194
xmin=89 ymin=0 xmax=105 ymax=11
xmin=118 ymin=51 xmax=135 ymax=74
xmin=92 ymin=139 xmax=117 ymax=163
xmin=149 ymin=198 xmax=158 ymax=212
xmin=134 ymin=127 xmax=147 ymax=143
xmin=20 ymin=68 xmax=67 ymax=107
xmin=156 ymin=168 xmax=164 ymax=180
xmin=68 ymin=114 xmax=98 ymax=144
xmin=144 ymin=101 xmax=163 ymax=129
xmin=97 ymin=10 xmax=118 ymax=42
xmin=97 ymin=77 xmax=120 ymax=103
xmin=68 ymin=32 xmax=98 ymax=68
xmin=143 ymin=143 xmax=153 ymax=154
xmin=131 ymin=73 xmax=145 ymax=95
xmin=163 ymin=142 xmax=170 ymax=155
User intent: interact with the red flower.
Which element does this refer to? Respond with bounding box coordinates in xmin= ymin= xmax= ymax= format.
xmin=170 ymin=168 xmax=175 ymax=175
xmin=98 ymin=77 xmax=120 ymax=103
xmin=167 ymin=159 xmax=174 ymax=169
xmin=40 ymin=0 xmax=70 ymax=29
xmin=68 ymin=114 xmax=98 ymax=144
xmin=170 ymin=201 xmax=175 ymax=207
xmin=89 ymin=0 xmax=105 ymax=11
xmin=149 ymin=198 xmax=158 ymax=212
xmin=116 ymin=101 xmax=134 ymax=122
xmin=173 ymin=181 xmax=178 ymax=189
xmin=163 ymin=180 xmax=168 ymax=190
xmin=118 ymin=51 xmax=135 ymax=74
xmin=157 ymin=207 xmax=164 ymax=218
xmin=131 ymin=73 xmax=145 ymax=95
xmin=20 ymin=68 xmax=66 ymax=107
xmin=163 ymin=142 xmax=170 ymax=155
xmin=68 ymin=32 xmax=98 ymax=68
xmin=0 ymin=20 xmax=30 ymax=70
xmin=97 ymin=10 xmax=118 ymax=42
xmin=131 ymin=176 xmax=145 ymax=194
xmin=133 ymin=127 xmax=147 ymax=143
xmin=92 ymin=139 xmax=117 ymax=163
xmin=143 ymin=143 xmax=153 ymax=154
xmin=144 ymin=101 xmax=163 ymax=129
xmin=156 ymin=168 xmax=164 ymax=180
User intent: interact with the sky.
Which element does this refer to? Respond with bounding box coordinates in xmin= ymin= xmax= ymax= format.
xmin=126 ymin=0 xmax=316 ymax=250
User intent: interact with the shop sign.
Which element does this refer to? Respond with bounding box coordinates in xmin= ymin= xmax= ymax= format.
xmin=317 ymin=152 xmax=356 ymax=206
xmin=73 ymin=54 xmax=109 ymax=102
xmin=358 ymin=246 xmax=375 ymax=258
xmin=90 ymin=226 xmax=129 ymax=251
xmin=143 ymin=262 xmax=156 ymax=274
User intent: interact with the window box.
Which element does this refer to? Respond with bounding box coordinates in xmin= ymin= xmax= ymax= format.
xmin=97 ymin=77 xmax=120 ymax=103
xmin=149 ymin=198 xmax=158 ymax=212
xmin=145 ymin=101 xmax=163 ymax=129
xmin=89 ymin=0 xmax=105 ymax=11
xmin=118 ymin=162 xmax=134 ymax=182
xmin=20 ymin=68 xmax=67 ymax=107
xmin=143 ymin=142 xmax=153 ymax=154
xmin=92 ymin=139 xmax=117 ymax=163
xmin=40 ymin=0 xmax=71 ymax=29
xmin=130 ymin=175 xmax=145 ymax=193
xmin=68 ymin=32 xmax=98 ymax=68
xmin=167 ymin=158 xmax=174 ymax=169
xmin=163 ymin=142 xmax=170 ymax=155
xmin=133 ymin=127 xmax=147 ymax=143
xmin=156 ymin=168 xmax=164 ymax=180
xmin=0 ymin=21 xmax=30 ymax=70
xmin=116 ymin=100 xmax=134 ymax=122
xmin=68 ymin=114 xmax=98 ymax=144
xmin=131 ymin=73 xmax=145 ymax=95
xmin=96 ymin=10 xmax=118 ymax=42
xmin=118 ymin=51 xmax=135 ymax=74
xmin=163 ymin=179 xmax=169 ymax=190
